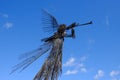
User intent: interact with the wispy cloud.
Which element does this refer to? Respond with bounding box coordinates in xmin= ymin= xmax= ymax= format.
xmin=78 ymin=63 xmax=84 ymax=67
xmin=111 ymin=78 xmax=119 ymax=80
xmin=3 ymin=22 xmax=13 ymax=29
xmin=0 ymin=13 xmax=8 ymax=18
xmin=80 ymin=56 xmax=87 ymax=62
xmin=106 ymin=16 xmax=109 ymax=26
xmin=105 ymin=16 xmax=110 ymax=30
xmin=64 ymin=70 xmax=78 ymax=75
xmin=88 ymin=39 xmax=95 ymax=50
xmin=80 ymin=68 xmax=87 ymax=73
xmin=110 ymin=70 xmax=120 ymax=80
xmin=88 ymin=39 xmax=95 ymax=45
xmin=94 ymin=70 xmax=104 ymax=80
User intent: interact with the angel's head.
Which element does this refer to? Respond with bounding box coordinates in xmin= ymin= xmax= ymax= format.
xmin=57 ymin=24 xmax=66 ymax=33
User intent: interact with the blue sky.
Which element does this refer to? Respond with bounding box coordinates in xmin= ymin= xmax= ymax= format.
xmin=0 ymin=0 xmax=120 ymax=80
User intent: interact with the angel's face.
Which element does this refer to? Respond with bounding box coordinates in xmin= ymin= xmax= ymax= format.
xmin=58 ymin=24 xmax=66 ymax=33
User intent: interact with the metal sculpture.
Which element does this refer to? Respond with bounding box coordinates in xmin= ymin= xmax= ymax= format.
xmin=11 ymin=9 xmax=92 ymax=80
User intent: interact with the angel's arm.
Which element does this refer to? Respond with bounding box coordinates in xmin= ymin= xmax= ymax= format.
xmin=41 ymin=33 xmax=58 ymax=42
xmin=64 ymin=28 xmax=75 ymax=38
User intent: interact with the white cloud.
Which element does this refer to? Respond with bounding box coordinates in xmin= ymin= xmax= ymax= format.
xmin=0 ymin=13 xmax=13 ymax=29
xmin=63 ymin=56 xmax=87 ymax=67
xmin=63 ymin=57 xmax=75 ymax=67
xmin=64 ymin=70 xmax=78 ymax=75
xmin=94 ymin=70 xmax=104 ymax=80
xmin=80 ymin=56 xmax=87 ymax=62
xmin=3 ymin=22 xmax=13 ymax=29
xmin=78 ymin=63 xmax=84 ymax=67
xmin=63 ymin=57 xmax=88 ymax=76
xmin=80 ymin=68 xmax=87 ymax=73
xmin=110 ymin=70 xmax=120 ymax=77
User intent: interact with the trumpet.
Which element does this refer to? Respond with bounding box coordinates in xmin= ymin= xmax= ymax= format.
xmin=66 ymin=21 xmax=93 ymax=30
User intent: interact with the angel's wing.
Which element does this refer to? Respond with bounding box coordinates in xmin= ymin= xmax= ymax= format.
xmin=42 ymin=9 xmax=59 ymax=33
xmin=10 ymin=42 xmax=52 ymax=74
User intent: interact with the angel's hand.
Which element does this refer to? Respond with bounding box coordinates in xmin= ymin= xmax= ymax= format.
xmin=71 ymin=28 xmax=75 ymax=38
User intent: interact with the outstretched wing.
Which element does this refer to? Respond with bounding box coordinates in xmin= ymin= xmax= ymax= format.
xmin=10 ymin=42 xmax=53 ymax=74
xmin=42 ymin=9 xmax=59 ymax=33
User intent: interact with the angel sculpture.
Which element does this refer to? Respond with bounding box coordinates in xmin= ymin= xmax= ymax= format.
xmin=11 ymin=10 xmax=92 ymax=80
